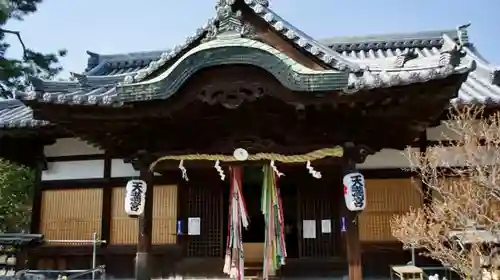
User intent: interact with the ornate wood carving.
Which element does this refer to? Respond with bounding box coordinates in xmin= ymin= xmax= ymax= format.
xmin=198 ymin=81 xmax=266 ymax=109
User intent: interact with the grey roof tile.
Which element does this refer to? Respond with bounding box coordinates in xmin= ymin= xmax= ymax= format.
xmin=0 ymin=100 xmax=49 ymax=129
xmin=320 ymin=29 xmax=500 ymax=105
xmin=19 ymin=0 xmax=472 ymax=107
xmin=23 ymin=37 xmax=467 ymax=106
xmin=84 ymin=50 xmax=165 ymax=76
xmin=6 ymin=0 xmax=499 ymax=128
xmin=242 ymin=0 xmax=360 ymax=72
xmin=320 ymin=30 xmax=456 ymax=51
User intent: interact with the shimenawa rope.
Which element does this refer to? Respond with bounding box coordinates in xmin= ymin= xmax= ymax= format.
xmin=149 ymin=146 xmax=344 ymax=170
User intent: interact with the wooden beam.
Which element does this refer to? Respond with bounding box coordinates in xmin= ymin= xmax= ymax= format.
xmin=29 ymin=244 xmax=181 ymax=257
xmin=101 ymin=154 xmax=112 ymax=247
xmin=29 ymin=146 xmax=44 ymax=234
xmin=136 ymin=155 xmax=155 ymax=280
xmin=342 ymin=147 xmax=363 ymax=280
xmin=419 ymin=131 xmax=433 ymax=206
xmin=100 ymin=185 xmax=112 ymax=248
xmin=28 ymin=145 xmax=44 ymax=269
xmin=345 ymin=213 xmax=362 ymax=280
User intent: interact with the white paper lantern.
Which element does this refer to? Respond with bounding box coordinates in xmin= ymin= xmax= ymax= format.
xmin=343 ymin=172 xmax=366 ymax=211
xmin=124 ymin=179 xmax=147 ymax=216
xmin=233 ymin=148 xmax=249 ymax=161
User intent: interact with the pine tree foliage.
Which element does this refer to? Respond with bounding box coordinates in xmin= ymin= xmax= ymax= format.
xmin=0 ymin=0 xmax=66 ymax=98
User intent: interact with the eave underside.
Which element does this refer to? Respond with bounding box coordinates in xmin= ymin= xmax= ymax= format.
xmin=28 ymin=73 xmax=466 ymax=160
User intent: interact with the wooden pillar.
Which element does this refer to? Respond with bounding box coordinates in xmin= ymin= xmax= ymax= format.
xmin=29 ymin=148 xmax=44 ymax=235
xmin=344 ymin=212 xmax=362 ymax=280
xmin=418 ymin=132 xmax=432 ymax=206
xmin=101 ymin=155 xmax=112 ymax=248
xmin=28 ymin=144 xmax=45 ymax=269
xmin=342 ymin=143 xmax=370 ymax=280
xmin=129 ymin=151 xmax=156 ymax=280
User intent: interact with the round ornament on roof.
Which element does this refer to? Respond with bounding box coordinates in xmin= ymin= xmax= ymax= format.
xmin=252 ymin=0 xmax=269 ymax=7
xmin=233 ymin=148 xmax=249 ymax=161
xmin=123 ymin=75 xmax=134 ymax=84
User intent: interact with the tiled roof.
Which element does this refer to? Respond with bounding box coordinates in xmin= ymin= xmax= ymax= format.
xmin=0 ymin=100 xmax=49 ymax=129
xmin=20 ymin=0 xmax=472 ymax=106
xmin=3 ymin=0 xmax=498 ymax=129
xmin=320 ymin=28 xmax=500 ymax=105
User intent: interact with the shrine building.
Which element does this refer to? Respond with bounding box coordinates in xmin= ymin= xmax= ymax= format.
xmin=1 ymin=0 xmax=500 ymax=279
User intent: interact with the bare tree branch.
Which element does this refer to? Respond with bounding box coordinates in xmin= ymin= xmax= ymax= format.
xmin=0 ymin=27 xmax=27 ymax=59
xmin=391 ymin=106 xmax=500 ymax=279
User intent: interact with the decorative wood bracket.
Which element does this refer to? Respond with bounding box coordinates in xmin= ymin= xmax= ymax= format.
xmin=342 ymin=142 xmax=376 ymax=169
xmin=35 ymin=153 xmax=48 ymax=171
xmin=124 ymin=150 xmax=158 ymax=171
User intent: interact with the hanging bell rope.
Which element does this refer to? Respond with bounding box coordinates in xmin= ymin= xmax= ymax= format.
xmin=150 ymin=146 xmax=344 ymax=171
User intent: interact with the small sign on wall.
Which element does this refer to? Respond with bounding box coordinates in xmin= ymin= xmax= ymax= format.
xmin=124 ymin=179 xmax=147 ymax=217
xmin=321 ymin=219 xmax=331 ymax=233
xmin=302 ymin=220 xmax=316 ymax=239
xmin=177 ymin=220 xmax=182 ymax=235
xmin=188 ymin=217 xmax=201 ymax=235
xmin=341 ymin=216 xmax=347 ymax=232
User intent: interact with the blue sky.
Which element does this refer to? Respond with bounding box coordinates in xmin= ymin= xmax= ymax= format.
xmin=5 ymin=0 xmax=500 ymax=77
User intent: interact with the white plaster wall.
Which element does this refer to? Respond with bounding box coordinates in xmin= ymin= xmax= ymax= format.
xmin=111 ymin=159 xmax=140 ymax=178
xmin=41 ymin=160 xmax=105 ymax=181
xmin=42 ymin=129 xmax=493 ymax=179
xmin=426 ymin=120 xmax=481 ymax=141
xmin=427 ymin=146 xmax=498 ymax=167
xmin=356 ymin=146 xmax=498 ymax=169
xmin=427 ymin=123 xmax=459 ymax=141
xmin=356 ymin=148 xmax=418 ymax=169
xmin=44 ymin=137 xmax=104 ymax=157
xmin=110 ymin=159 xmax=163 ymax=177
xmin=428 ymin=146 xmax=465 ymax=167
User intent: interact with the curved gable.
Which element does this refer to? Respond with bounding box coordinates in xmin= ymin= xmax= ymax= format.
xmin=117 ymin=38 xmax=349 ymax=102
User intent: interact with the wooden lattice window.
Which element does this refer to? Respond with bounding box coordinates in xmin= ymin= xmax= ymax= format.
xmin=432 ymin=177 xmax=500 ymax=224
xmin=358 ymin=179 xmax=423 ymax=242
xmin=152 ymin=185 xmax=178 ymax=244
xmin=110 ymin=184 xmax=179 ymax=245
xmin=185 ymin=181 xmax=223 ymax=257
xmin=110 ymin=187 xmax=138 ymax=244
xmin=297 ymin=179 xmax=339 ymax=258
xmin=40 ymin=189 xmax=102 ymax=244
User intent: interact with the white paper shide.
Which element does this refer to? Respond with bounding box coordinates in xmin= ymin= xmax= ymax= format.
xmin=124 ymin=179 xmax=147 ymax=216
xmin=343 ymin=172 xmax=366 ymax=211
